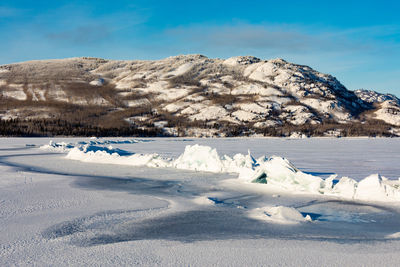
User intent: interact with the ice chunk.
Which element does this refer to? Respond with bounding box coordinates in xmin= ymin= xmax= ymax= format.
xmin=40 ymin=139 xmax=144 ymax=152
xmin=173 ymin=144 xmax=225 ymax=172
xmin=66 ymin=144 xmax=170 ymax=168
xmin=40 ymin=141 xmax=75 ymax=152
xmin=243 ymin=156 xmax=323 ymax=194
xmin=354 ymin=174 xmax=400 ymax=201
xmin=222 ymin=151 xmax=259 ymax=176
xmin=329 ymin=177 xmax=357 ymax=199
xmin=192 ymin=196 xmax=215 ymax=206
xmin=250 ymin=206 xmax=309 ymax=224
xmin=75 ymin=144 xmax=133 ymax=156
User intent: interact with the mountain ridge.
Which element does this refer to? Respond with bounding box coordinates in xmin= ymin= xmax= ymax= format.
xmin=0 ymin=55 xmax=399 ymax=137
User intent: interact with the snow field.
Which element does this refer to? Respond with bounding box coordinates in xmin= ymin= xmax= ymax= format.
xmin=3 ymin=137 xmax=400 ymax=266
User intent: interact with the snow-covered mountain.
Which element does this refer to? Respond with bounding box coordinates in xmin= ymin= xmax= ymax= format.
xmin=0 ymin=55 xmax=399 ymax=136
xmin=354 ymin=89 xmax=400 ymax=127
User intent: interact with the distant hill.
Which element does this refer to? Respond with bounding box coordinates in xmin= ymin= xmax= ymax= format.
xmin=0 ymin=55 xmax=399 ymax=137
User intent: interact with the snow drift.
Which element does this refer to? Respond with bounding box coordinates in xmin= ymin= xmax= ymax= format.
xmin=63 ymin=142 xmax=400 ymax=202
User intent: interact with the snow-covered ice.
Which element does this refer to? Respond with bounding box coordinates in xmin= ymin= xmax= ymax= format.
xmin=2 ymin=137 xmax=400 ymax=266
xmin=59 ymin=141 xmax=400 ymax=202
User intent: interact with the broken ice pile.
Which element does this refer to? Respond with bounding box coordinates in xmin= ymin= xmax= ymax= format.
xmin=58 ymin=142 xmax=400 ymax=202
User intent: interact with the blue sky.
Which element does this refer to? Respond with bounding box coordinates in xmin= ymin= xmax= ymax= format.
xmin=1 ymin=0 xmax=399 ymax=95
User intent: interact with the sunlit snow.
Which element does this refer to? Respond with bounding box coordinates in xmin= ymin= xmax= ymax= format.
xmin=2 ymin=137 xmax=400 ymax=265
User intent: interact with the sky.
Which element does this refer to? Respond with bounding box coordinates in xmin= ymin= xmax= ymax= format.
xmin=1 ymin=0 xmax=399 ymax=95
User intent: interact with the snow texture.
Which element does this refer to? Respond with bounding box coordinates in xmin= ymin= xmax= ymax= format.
xmin=2 ymin=137 xmax=400 ymax=266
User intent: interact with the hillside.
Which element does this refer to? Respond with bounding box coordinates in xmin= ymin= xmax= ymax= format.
xmin=0 ymin=55 xmax=399 ymax=137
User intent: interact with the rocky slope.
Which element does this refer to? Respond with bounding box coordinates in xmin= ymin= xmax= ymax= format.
xmin=354 ymin=89 xmax=400 ymax=127
xmin=0 ymin=55 xmax=399 ymax=137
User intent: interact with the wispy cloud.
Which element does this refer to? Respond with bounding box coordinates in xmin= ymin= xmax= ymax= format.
xmin=37 ymin=3 xmax=149 ymax=45
xmin=0 ymin=6 xmax=23 ymax=18
xmin=46 ymin=25 xmax=111 ymax=44
xmin=166 ymin=25 xmax=317 ymax=52
xmin=163 ymin=23 xmax=399 ymax=55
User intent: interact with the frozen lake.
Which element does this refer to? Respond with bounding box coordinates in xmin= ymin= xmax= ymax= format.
xmin=3 ymin=137 xmax=400 ymax=180
xmin=1 ymin=137 xmax=400 ymax=266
